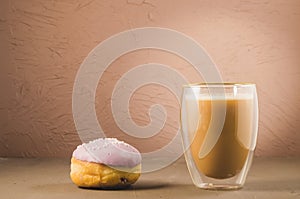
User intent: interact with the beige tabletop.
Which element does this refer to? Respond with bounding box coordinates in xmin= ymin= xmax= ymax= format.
xmin=0 ymin=157 xmax=299 ymax=199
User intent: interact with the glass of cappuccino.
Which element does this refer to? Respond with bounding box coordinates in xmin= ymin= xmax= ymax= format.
xmin=181 ymin=83 xmax=258 ymax=190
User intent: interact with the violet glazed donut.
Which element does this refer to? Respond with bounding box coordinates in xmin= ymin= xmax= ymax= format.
xmin=70 ymin=138 xmax=141 ymax=188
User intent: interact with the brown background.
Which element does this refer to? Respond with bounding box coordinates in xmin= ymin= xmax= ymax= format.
xmin=1 ymin=0 xmax=299 ymax=157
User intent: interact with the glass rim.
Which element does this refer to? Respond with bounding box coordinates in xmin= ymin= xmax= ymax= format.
xmin=183 ymin=82 xmax=256 ymax=88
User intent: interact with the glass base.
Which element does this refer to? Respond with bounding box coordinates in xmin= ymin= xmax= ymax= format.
xmin=183 ymin=150 xmax=254 ymax=191
xmin=197 ymin=183 xmax=242 ymax=190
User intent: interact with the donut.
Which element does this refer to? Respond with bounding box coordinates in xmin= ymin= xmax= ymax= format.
xmin=70 ymin=138 xmax=141 ymax=189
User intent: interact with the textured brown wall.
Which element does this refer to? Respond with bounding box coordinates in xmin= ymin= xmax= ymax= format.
xmin=1 ymin=0 xmax=300 ymax=157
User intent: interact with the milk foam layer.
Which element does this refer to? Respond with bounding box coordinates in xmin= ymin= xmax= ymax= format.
xmin=185 ymin=93 xmax=253 ymax=100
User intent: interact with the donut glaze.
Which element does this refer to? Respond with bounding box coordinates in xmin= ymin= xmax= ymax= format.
xmin=72 ymin=138 xmax=141 ymax=167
